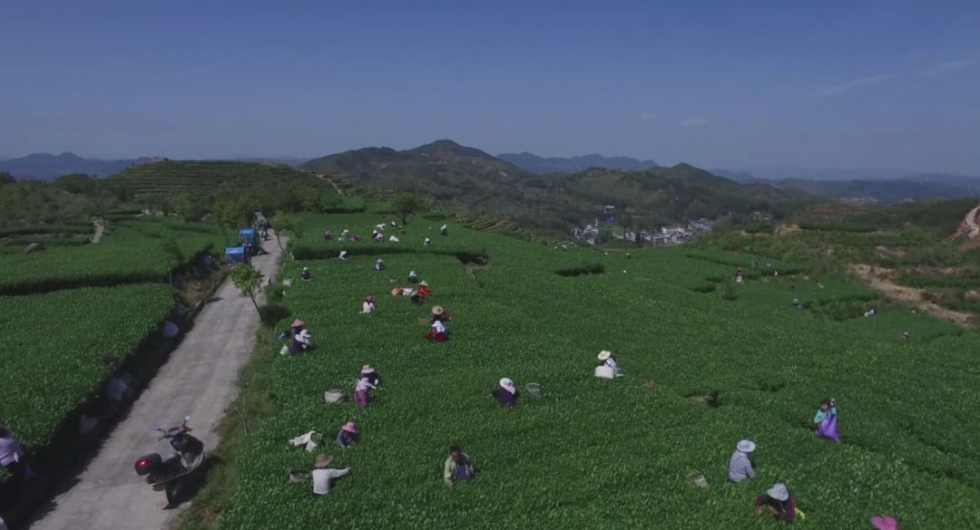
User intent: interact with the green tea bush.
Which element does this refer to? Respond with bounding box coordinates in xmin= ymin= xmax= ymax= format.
xmin=212 ymin=214 xmax=980 ymax=530
xmin=0 ymin=284 xmax=175 ymax=450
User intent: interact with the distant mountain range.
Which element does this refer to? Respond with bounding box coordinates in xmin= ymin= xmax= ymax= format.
xmin=0 ymin=152 xmax=157 ymax=179
xmin=712 ymin=168 xmax=980 ymax=203
xmin=498 ymin=152 xmax=658 ymax=174
xmin=0 ymin=153 xmax=309 ymax=179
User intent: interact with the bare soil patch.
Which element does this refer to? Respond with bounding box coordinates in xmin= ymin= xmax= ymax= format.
xmin=849 ymin=264 xmax=975 ymax=327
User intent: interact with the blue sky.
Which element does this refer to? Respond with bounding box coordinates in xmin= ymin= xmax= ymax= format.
xmin=1 ymin=0 xmax=978 ymax=173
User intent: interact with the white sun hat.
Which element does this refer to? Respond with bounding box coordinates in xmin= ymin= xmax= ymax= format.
xmin=767 ymin=483 xmax=789 ymax=502
xmin=499 ymin=377 xmax=516 ymax=393
xmin=737 ymin=440 xmax=756 ymax=453
xmin=597 ymin=350 xmax=612 ymax=361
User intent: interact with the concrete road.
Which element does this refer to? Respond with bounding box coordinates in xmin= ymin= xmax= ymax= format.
xmin=28 ymin=234 xmax=287 ymax=530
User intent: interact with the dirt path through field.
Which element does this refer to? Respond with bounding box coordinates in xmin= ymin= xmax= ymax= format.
xmin=28 ymin=232 xmax=287 ymax=530
xmin=848 ymin=264 xmax=975 ymax=327
xmin=314 ymin=173 xmax=344 ymax=195
xmin=91 ymin=220 xmax=105 ymax=243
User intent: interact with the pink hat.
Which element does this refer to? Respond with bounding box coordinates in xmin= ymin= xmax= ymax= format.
xmin=361 ymin=364 xmax=374 ymax=374
xmin=291 ymin=319 xmax=304 ymax=327
xmin=871 ymin=516 xmax=898 ymax=530
xmin=342 ymin=422 xmax=357 ymax=434
xmin=366 ymin=296 xmax=374 ymax=303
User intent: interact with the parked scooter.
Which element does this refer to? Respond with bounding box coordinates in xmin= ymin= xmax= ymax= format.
xmin=134 ymin=415 xmax=205 ymax=506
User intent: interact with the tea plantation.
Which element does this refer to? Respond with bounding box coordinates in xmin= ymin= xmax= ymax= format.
xmin=212 ymin=212 xmax=980 ymax=529
xmin=0 ymin=217 xmax=214 ymax=496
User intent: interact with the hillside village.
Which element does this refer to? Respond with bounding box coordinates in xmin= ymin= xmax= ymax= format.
xmin=572 ymin=206 xmax=714 ymax=246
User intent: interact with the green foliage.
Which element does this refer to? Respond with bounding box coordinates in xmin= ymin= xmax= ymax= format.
xmin=201 ymin=212 xmax=980 ymax=530
xmin=0 ymin=218 xmax=225 ymax=295
xmin=390 ymin=193 xmax=429 ymax=225
xmin=0 ymin=285 xmax=175 ymax=450
xmin=231 ymin=264 xmax=264 ymax=313
xmin=171 ymin=192 xmax=207 ymax=222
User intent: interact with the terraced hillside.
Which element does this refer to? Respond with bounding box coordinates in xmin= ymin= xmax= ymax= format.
xmin=189 ymin=210 xmax=980 ymax=530
xmin=110 ymin=160 xmax=320 ymax=196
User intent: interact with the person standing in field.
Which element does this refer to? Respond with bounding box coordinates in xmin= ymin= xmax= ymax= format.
xmin=360 ymin=364 xmax=382 ymax=387
xmin=362 ymin=296 xmax=375 ymax=314
xmin=443 ymin=445 xmax=475 ymax=487
xmin=727 ymin=440 xmax=756 ymax=482
xmin=491 ymin=378 xmax=520 ymax=408
xmin=754 ymin=482 xmax=797 ymax=523
xmin=311 ymin=454 xmax=350 ymax=497
xmin=355 ymin=374 xmax=377 ymax=407
xmin=440 ymin=224 xmax=448 ymax=236
xmin=301 ymin=267 xmax=312 ymax=282
xmin=813 ymin=397 xmax=840 ymax=442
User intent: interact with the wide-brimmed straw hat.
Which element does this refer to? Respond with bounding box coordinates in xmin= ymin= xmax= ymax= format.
xmin=303 ymin=266 xmax=309 ymax=271
xmin=420 ymin=281 xmax=429 ymax=286
xmin=737 ymin=440 xmax=756 ymax=453
xmin=767 ymin=483 xmax=789 ymax=502
xmin=314 ymin=454 xmax=333 ymax=468
xmin=431 ymin=306 xmax=444 ymax=316
xmin=292 ymin=319 xmax=304 ymax=328
xmin=871 ymin=516 xmax=898 ymax=530
xmin=597 ymin=350 xmax=612 ymax=361
xmin=361 ymin=364 xmax=374 ymax=374
xmin=499 ymin=377 xmax=516 ymax=393
xmin=342 ymin=422 xmax=357 ymax=434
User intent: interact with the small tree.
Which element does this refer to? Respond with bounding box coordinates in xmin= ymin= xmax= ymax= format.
xmin=391 ymin=193 xmax=427 ymax=225
xmin=232 ymin=264 xmax=264 ymax=314
xmin=161 ymin=237 xmax=185 ymax=285
xmin=214 ymin=197 xmax=251 ymax=245
xmin=271 ymin=213 xmax=300 ymax=251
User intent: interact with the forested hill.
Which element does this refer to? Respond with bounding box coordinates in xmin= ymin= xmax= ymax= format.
xmin=302 ymin=140 xmax=810 ymax=228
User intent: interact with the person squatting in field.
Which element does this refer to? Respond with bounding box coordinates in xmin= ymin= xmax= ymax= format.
xmin=336 ymin=422 xmax=358 ymax=449
xmin=594 ymin=350 xmax=622 ymax=379
xmin=755 ymin=482 xmax=797 ymax=523
xmin=727 ymin=440 xmax=756 ymax=483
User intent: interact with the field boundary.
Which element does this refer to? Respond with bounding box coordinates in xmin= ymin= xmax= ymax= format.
xmin=2 ymin=278 xmax=223 ymax=528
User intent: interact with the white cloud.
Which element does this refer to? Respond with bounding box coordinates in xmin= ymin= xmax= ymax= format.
xmin=919 ymin=57 xmax=980 ymax=77
xmin=813 ymin=73 xmax=894 ymax=97
xmin=679 ymin=118 xmax=706 ymax=127
xmin=637 ymin=111 xmax=658 ymax=121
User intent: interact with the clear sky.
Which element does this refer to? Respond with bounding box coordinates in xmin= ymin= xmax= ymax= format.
xmin=1 ymin=0 xmax=978 ymax=173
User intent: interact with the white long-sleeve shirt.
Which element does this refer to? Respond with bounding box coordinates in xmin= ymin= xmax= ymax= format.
xmin=362 ymin=301 xmax=375 ymax=314
xmin=312 ymin=467 xmax=350 ymax=495
xmin=356 ymin=378 xmax=377 ymax=392
xmin=727 ymin=451 xmax=755 ymax=482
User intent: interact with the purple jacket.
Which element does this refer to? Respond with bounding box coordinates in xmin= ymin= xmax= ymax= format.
xmin=491 ymin=388 xmax=520 ymax=408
